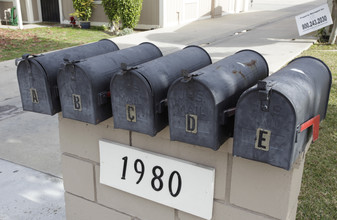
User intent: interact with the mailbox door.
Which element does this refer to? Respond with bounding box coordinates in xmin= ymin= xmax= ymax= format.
xmin=17 ymin=60 xmax=56 ymax=115
xmin=111 ymin=71 xmax=154 ymax=135
xmin=233 ymin=88 xmax=299 ymax=170
xmin=168 ymin=80 xmax=221 ymax=149
xmin=58 ymin=66 xmax=96 ymax=123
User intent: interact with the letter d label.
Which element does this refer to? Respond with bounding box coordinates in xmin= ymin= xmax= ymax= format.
xmin=186 ymin=114 xmax=198 ymax=134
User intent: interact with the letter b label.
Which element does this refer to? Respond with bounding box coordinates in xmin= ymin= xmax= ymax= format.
xmin=72 ymin=94 xmax=82 ymax=111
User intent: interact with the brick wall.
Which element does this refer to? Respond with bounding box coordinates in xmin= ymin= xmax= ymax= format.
xmin=59 ymin=113 xmax=306 ymax=220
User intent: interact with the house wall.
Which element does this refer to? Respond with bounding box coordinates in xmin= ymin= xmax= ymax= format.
xmin=61 ymin=0 xmax=109 ymax=24
xmin=165 ymin=0 xmax=182 ymax=26
xmin=32 ymin=0 xmax=39 ymax=21
xmin=19 ymin=0 xmax=27 ymax=21
xmin=199 ymin=0 xmax=211 ymax=17
xmin=90 ymin=4 xmax=108 ymax=23
xmin=138 ymin=0 xmax=160 ymax=27
xmin=59 ymin=0 xmax=248 ymax=28
xmin=61 ymin=0 xmax=73 ymax=21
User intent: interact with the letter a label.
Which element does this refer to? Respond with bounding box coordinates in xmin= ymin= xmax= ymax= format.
xmin=186 ymin=114 xmax=198 ymax=134
xmin=126 ymin=104 xmax=136 ymax=122
xmin=30 ymin=88 xmax=39 ymax=103
xmin=255 ymin=128 xmax=271 ymax=151
xmin=72 ymin=94 xmax=82 ymax=111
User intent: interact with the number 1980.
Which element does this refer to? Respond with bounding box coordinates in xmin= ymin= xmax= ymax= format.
xmin=121 ymin=156 xmax=182 ymax=197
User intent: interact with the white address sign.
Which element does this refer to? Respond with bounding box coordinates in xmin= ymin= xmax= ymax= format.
xmin=99 ymin=140 xmax=215 ymax=220
xmin=295 ymin=3 xmax=333 ymax=36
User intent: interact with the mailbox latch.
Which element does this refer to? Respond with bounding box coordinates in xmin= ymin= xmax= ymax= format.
xmin=98 ymin=91 xmax=111 ymax=105
xmin=257 ymin=80 xmax=272 ymax=112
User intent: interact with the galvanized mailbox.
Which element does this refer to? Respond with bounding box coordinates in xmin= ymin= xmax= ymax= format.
xmin=57 ymin=42 xmax=162 ymax=124
xmin=110 ymin=45 xmax=212 ymax=136
xmin=233 ymin=56 xmax=331 ymax=170
xmin=16 ymin=39 xmax=119 ymax=115
xmin=168 ymin=50 xmax=269 ymax=150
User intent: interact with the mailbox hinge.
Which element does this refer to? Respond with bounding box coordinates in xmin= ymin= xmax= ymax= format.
xmin=15 ymin=53 xmax=44 ymax=66
xmin=181 ymin=69 xmax=204 ymax=83
xmin=120 ymin=63 xmax=138 ymax=75
xmin=257 ymin=80 xmax=272 ymax=112
xmin=63 ymin=59 xmax=81 ymax=80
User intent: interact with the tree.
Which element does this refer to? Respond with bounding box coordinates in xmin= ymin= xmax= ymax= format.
xmin=102 ymin=0 xmax=143 ymax=33
xmin=329 ymin=0 xmax=337 ymax=44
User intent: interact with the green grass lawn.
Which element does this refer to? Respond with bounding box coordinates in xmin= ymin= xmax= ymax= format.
xmin=0 ymin=26 xmax=112 ymax=61
xmin=0 ymin=26 xmax=336 ymax=219
xmin=296 ymin=44 xmax=337 ymax=219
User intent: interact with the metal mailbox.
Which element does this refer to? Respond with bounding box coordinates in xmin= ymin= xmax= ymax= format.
xmin=168 ymin=50 xmax=269 ymax=150
xmin=110 ymin=45 xmax=212 ymax=136
xmin=233 ymin=56 xmax=331 ymax=170
xmin=16 ymin=39 xmax=119 ymax=115
xmin=57 ymin=42 xmax=162 ymax=124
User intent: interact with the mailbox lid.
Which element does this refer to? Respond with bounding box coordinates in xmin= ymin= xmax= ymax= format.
xmin=287 ymin=56 xmax=332 ymax=121
xmin=111 ymin=45 xmax=212 ymax=136
xmin=58 ymin=42 xmax=162 ymax=124
xmin=74 ymin=42 xmax=162 ymax=92
xmin=111 ymin=71 xmax=154 ymax=134
xmin=34 ymin=39 xmax=119 ymax=84
xmin=233 ymin=86 xmax=297 ymax=170
xmin=168 ymin=49 xmax=269 ymax=150
xmin=57 ymin=66 xmax=96 ymax=123
xmin=168 ymin=79 xmax=219 ymax=148
xmin=137 ymin=45 xmax=212 ymax=107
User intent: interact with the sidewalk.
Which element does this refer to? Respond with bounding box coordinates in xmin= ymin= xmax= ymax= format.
xmin=0 ymin=0 xmax=326 ymax=219
xmin=0 ymin=159 xmax=65 ymax=220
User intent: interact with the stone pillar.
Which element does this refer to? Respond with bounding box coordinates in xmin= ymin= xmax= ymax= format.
xmin=59 ymin=113 xmax=305 ymax=220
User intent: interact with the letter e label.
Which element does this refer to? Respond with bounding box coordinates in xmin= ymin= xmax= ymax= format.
xmin=255 ymin=128 xmax=271 ymax=151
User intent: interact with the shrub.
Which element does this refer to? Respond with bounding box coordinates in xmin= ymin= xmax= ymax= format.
xmin=102 ymin=0 xmax=143 ymax=32
xmin=71 ymin=0 xmax=95 ymax=21
xmin=119 ymin=0 xmax=143 ymax=29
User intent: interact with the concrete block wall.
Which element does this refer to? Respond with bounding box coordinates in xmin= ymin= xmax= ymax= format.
xmin=59 ymin=114 xmax=306 ymax=220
